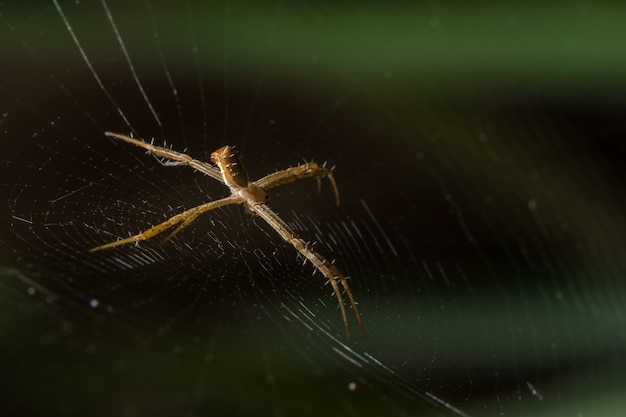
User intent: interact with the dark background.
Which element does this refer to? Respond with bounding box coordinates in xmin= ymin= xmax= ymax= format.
xmin=1 ymin=1 xmax=626 ymax=416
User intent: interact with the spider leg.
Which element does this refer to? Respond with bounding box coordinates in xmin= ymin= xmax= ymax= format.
xmin=159 ymin=211 xmax=200 ymax=245
xmin=252 ymin=204 xmax=365 ymax=338
xmin=326 ymin=263 xmax=365 ymax=338
xmin=254 ymin=162 xmax=340 ymax=205
xmin=105 ymin=132 xmax=224 ymax=183
xmin=90 ymin=196 xmax=240 ymax=252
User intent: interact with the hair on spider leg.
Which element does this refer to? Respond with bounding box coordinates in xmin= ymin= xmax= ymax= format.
xmin=150 ymin=153 xmax=168 ymax=165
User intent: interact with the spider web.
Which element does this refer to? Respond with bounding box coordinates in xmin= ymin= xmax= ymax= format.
xmin=2 ymin=1 xmax=626 ymax=416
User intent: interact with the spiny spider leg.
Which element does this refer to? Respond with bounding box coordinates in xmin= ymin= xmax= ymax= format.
xmin=254 ymin=162 xmax=340 ymax=205
xmin=253 ymin=204 xmax=365 ymax=338
xmin=105 ymin=132 xmax=224 ymax=183
xmin=90 ymin=196 xmax=240 ymax=252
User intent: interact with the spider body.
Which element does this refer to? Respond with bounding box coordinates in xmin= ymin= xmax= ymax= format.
xmin=91 ymin=132 xmax=365 ymax=338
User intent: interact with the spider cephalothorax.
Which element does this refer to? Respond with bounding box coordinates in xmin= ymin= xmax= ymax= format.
xmin=91 ymin=132 xmax=365 ymax=338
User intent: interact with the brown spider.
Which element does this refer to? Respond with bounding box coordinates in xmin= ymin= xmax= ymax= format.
xmin=91 ymin=132 xmax=365 ymax=338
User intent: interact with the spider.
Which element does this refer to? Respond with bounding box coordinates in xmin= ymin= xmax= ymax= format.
xmin=91 ymin=132 xmax=365 ymax=338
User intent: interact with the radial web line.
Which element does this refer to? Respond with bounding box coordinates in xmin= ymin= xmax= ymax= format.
xmin=146 ymin=1 xmax=185 ymax=138
xmin=186 ymin=5 xmax=209 ymax=143
xmin=100 ymin=0 xmax=163 ymax=129
xmin=51 ymin=0 xmax=133 ymax=130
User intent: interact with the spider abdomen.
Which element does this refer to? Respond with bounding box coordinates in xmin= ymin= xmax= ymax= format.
xmin=211 ymin=145 xmax=249 ymax=188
